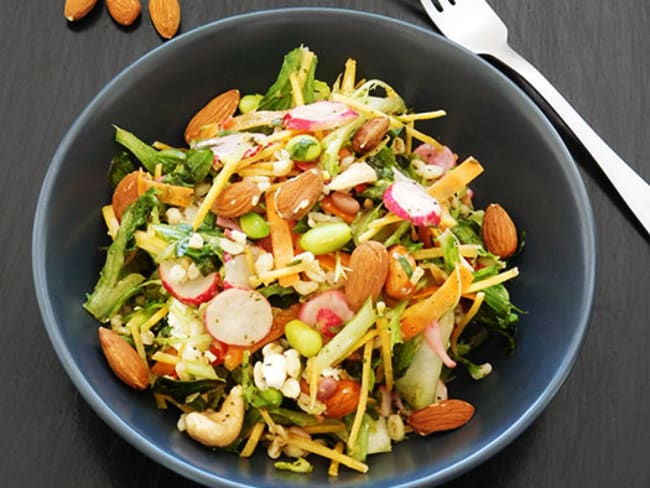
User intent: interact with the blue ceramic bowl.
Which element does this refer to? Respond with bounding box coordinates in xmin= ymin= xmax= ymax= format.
xmin=32 ymin=8 xmax=596 ymax=487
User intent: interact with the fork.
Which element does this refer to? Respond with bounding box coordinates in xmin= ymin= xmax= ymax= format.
xmin=419 ymin=0 xmax=650 ymax=235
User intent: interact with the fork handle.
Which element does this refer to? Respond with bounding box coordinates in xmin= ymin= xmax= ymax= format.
xmin=494 ymin=44 xmax=650 ymax=234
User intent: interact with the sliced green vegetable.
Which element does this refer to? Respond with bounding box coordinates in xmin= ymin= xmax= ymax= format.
xmin=84 ymin=191 xmax=159 ymax=322
xmin=258 ymin=46 xmax=318 ymax=110
xmin=108 ymin=151 xmax=137 ymax=189
xmin=313 ymin=299 xmax=376 ymax=372
xmin=395 ymin=311 xmax=454 ymax=409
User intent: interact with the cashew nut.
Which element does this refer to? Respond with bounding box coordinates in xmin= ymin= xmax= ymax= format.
xmin=184 ymin=385 xmax=244 ymax=448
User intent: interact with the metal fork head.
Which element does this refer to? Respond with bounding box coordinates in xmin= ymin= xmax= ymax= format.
xmin=419 ymin=0 xmax=509 ymax=55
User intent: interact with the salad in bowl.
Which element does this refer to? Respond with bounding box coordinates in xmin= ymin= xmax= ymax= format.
xmin=84 ymin=46 xmax=522 ymax=476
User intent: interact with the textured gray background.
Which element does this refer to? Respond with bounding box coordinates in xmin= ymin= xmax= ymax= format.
xmin=1 ymin=0 xmax=648 ymax=486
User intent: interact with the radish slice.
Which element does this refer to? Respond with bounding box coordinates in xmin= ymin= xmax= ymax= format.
xmin=423 ymin=320 xmax=456 ymax=369
xmin=159 ymin=258 xmax=220 ymax=306
xmin=413 ymin=144 xmax=458 ymax=171
xmin=194 ymin=132 xmax=265 ymax=167
xmin=204 ymin=288 xmax=273 ymax=346
xmin=283 ymin=101 xmax=358 ymax=131
xmin=223 ymin=254 xmax=254 ymax=289
xmin=298 ymin=290 xmax=355 ymax=327
xmin=383 ymin=180 xmax=441 ymax=226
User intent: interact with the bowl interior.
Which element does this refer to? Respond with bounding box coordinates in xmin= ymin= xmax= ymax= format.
xmin=33 ymin=8 xmax=595 ymax=488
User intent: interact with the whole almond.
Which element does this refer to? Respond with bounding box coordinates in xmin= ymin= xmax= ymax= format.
xmin=149 ymin=0 xmax=180 ymax=40
xmin=407 ymin=399 xmax=475 ymax=436
xmin=64 ymin=0 xmax=99 ymax=21
xmin=98 ymin=327 xmax=149 ymax=390
xmin=185 ymin=89 xmax=240 ymax=144
xmin=107 ymin=0 xmax=142 ymax=26
xmin=211 ymin=180 xmax=262 ymax=218
xmin=274 ymin=168 xmax=323 ymax=221
xmin=344 ymin=240 xmax=389 ymax=311
xmin=351 ymin=117 xmax=390 ymax=153
xmin=482 ymin=203 xmax=518 ymax=258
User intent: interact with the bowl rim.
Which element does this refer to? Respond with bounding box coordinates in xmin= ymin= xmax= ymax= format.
xmin=32 ymin=7 xmax=596 ymax=487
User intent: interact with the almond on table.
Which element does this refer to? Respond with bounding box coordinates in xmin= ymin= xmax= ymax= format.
xmin=106 ymin=0 xmax=142 ymax=26
xmin=149 ymin=0 xmax=181 ymax=40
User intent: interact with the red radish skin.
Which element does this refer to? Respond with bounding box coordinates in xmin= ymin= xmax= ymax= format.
xmin=204 ymin=288 xmax=273 ymax=346
xmin=282 ymin=101 xmax=358 ymax=131
xmin=383 ymin=180 xmax=442 ymax=226
xmin=315 ymin=308 xmax=344 ymax=339
xmin=159 ymin=259 xmax=220 ymax=306
xmin=298 ymin=290 xmax=355 ymax=327
xmin=413 ymin=144 xmax=458 ymax=171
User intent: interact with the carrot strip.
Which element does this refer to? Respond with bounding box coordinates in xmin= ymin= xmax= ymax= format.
xmin=426 ymin=157 xmax=484 ymax=202
xmin=240 ymin=422 xmax=266 ymax=458
xmin=265 ymin=191 xmax=299 ymax=287
xmin=286 ymin=434 xmax=368 ymax=473
xmin=400 ymin=264 xmax=474 ymax=341
xmin=223 ymin=346 xmax=244 ymax=371
xmin=316 ymin=252 xmax=350 ymax=272
xmin=377 ymin=317 xmax=394 ymax=392
xmin=328 ymin=442 xmax=345 ymax=477
xmin=347 ymin=337 xmax=373 ymax=450
xmin=137 ymin=172 xmax=194 ymax=207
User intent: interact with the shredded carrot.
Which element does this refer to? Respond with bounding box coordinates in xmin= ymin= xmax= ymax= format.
xmin=347 ymin=330 xmax=377 ymax=361
xmin=289 ymin=71 xmax=305 ymax=106
xmin=240 ymin=422 xmax=266 ymax=458
xmin=341 ymin=58 xmax=357 ymax=95
xmin=316 ymin=251 xmax=350 ymax=272
xmin=102 ymin=205 xmax=120 ymax=239
xmin=347 ymin=337 xmax=373 ymax=449
xmin=259 ymin=408 xmax=285 ymax=438
xmin=377 ymin=317 xmax=394 ymax=392
xmin=192 ymin=158 xmax=240 ymax=230
xmin=451 ymin=291 xmax=486 ymax=356
xmin=464 ymin=267 xmax=519 ymax=294
xmin=140 ymin=304 xmax=169 ymax=332
xmin=328 ymin=441 xmax=345 ymax=477
xmin=413 ymin=244 xmax=481 ymax=261
xmin=397 ymin=110 xmax=447 ymax=122
xmin=265 ymin=191 xmax=299 ymax=287
xmin=301 ymin=422 xmax=346 ymax=435
xmin=286 ymin=434 xmax=368 ymax=473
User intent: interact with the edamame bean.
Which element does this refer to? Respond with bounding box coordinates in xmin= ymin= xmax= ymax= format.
xmin=257 ymin=387 xmax=283 ymax=408
xmin=285 ymin=320 xmax=323 ymax=358
xmin=239 ymin=94 xmax=263 ymax=114
xmin=240 ymin=212 xmax=270 ymax=239
xmin=299 ymin=222 xmax=351 ymax=255
xmin=286 ymin=134 xmax=322 ymax=162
